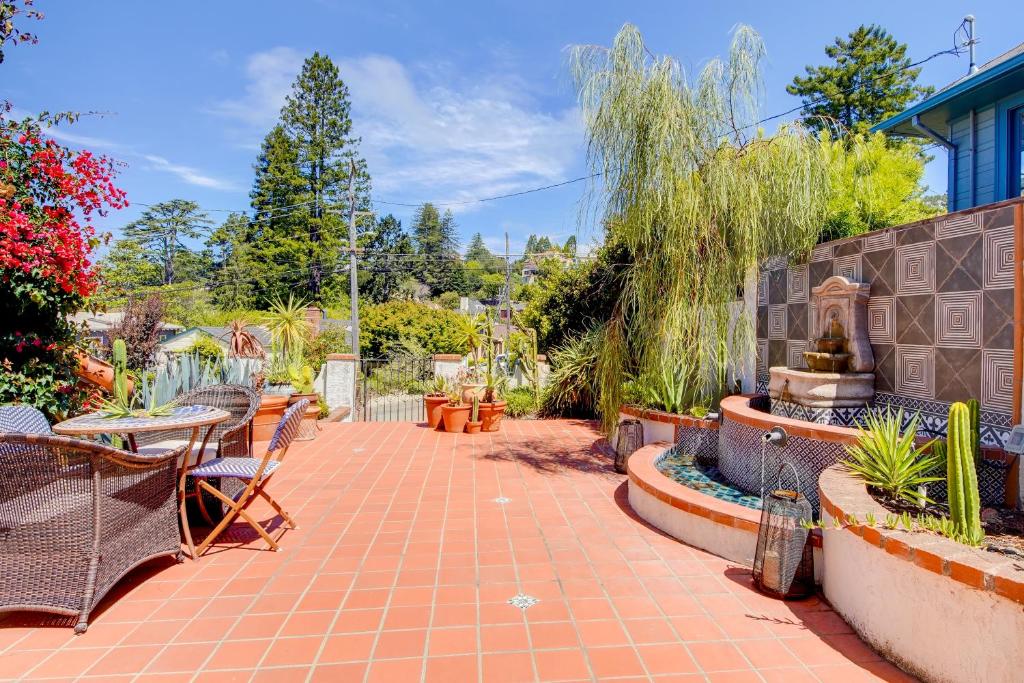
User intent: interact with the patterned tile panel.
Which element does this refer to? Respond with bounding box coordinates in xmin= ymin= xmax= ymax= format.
xmin=934 ymin=291 xmax=982 ymax=348
xmin=862 ymin=230 xmax=896 ymax=252
xmin=833 ymin=254 xmax=863 ymax=282
xmin=981 ymin=349 xmax=1014 ymax=413
xmin=983 ymin=227 xmax=1015 ymax=289
xmin=786 ymin=340 xmax=808 ymax=370
xmin=787 ymin=264 xmax=808 ymax=303
xmin=936 ymin=211 xmax=982 ymax=239
xmin=866 ymin=297 xmax=895 ymax=345
xmin=895 ymin=345 xmax=935 ymax=399
xmin=896 ymin=242 xmax=935 ymax=295
xmin=810 ymin=243 xmax=832 ymax=262
xmin=757 ymin=272 xmax=769 ymax=306
xmin=767 ymin=305 xmax=787 ymax=340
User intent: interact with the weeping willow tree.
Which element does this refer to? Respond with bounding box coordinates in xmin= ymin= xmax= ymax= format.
xmin=569 ymin=24 xmax=835 ymax=436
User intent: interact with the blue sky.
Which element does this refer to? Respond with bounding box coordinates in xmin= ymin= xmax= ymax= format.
xmin=4 ymin=0 xmax=1019 ymax=255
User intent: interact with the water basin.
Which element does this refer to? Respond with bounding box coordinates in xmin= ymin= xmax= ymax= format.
xmin=656 ymin=448 xmax=763 ymax=510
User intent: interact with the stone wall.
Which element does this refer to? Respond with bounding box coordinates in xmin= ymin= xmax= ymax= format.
xmin=756 ymin=199 xmax=1021 ymax=447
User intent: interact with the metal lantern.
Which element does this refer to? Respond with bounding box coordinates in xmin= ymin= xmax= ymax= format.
xmin=752 ymin=489 xmax=815 ymax=599
xmin=613 ymin=419 xmax=644 ymax=472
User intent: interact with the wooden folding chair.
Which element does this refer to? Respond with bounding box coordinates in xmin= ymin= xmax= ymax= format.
xmin=190 ymin=399 xmax=307 ymax=557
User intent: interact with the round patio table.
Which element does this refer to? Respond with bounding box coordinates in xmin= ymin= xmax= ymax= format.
xmin=53 ymin=404 xmax=231 ymax=558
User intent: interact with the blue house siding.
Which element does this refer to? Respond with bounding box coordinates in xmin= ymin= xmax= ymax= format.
xmin=949 ymin=107 xmax=997 ymax=211
xmin=873 ymin=43 xmax=1024 ymax=212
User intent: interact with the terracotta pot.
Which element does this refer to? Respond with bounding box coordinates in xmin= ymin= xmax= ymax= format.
xmin=478 ymin=401 xmax=507 ymax=432
xmin=460 ymin=383 xmax=485 ymax=404
xmin=73 ymin=351 xmax=133 ymax=394
xmin=441 ymin=404 xmax=471 ymax=434
xmin=253 ymin=394 xmax=289 ymax=441
xmin=424 ymin=394 xmax=448 ymax=429
xmin=465 ymin=421 xmax=483 ymax=434
xmin=289 ymin=392 xmax=320 ymax=441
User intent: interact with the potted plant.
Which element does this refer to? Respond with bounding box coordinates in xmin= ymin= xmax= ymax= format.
xmin=441 ymin=392 xmax=471 ymax=434
xmin=477 ymin=315 xmax=507 ymax=432
xmin=457 ymin=366 xmax=485 ymax=405
xmin=424 ymin=376 xmax=450 ymax=429
xmin=465 ymin=396 xmax=482 ymax=434
xmin=287 ymin=363 xmax=320 ymax=439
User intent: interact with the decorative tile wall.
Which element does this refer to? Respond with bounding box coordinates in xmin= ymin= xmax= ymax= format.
xmin=718 ymin=417 xmax=847 ymax=513
xmin=756 ymin=202 xmax=1019 ymax=447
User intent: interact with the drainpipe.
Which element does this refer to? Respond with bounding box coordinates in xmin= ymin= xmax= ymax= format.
xmin=968 ymin=109 xmax=976 ymax=207
xmin=911 ymin=115 xmax=956 ymax=208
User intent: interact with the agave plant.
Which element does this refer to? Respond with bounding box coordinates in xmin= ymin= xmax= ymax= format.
xmin=265 ymin=294 xmax=310 ymax=363
xmin=639 ymin=362 xmax=694 ymax=415
xmin=843 ymin=408 xmax=942 ymax=506
xmin=228 ymin=319 xmax=265 ymax=359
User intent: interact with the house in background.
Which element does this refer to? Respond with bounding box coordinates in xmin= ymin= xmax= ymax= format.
xmin=873 ymin=41 xmax=1024 ymax=211
xmin=72 ymin=311 xmax=182 ymax=349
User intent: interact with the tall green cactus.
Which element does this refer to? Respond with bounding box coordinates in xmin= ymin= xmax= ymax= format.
xmin=966 ymin=398 xmax=981 ymax=461
xmin=946 ymin=402 xmax=984 ymax=546
xmin=112 ymin=339 xmax=129 ymax=404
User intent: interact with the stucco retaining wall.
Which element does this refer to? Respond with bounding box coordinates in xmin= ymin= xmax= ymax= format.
xmin=819 ymin=465 xmax=1024 ymax=682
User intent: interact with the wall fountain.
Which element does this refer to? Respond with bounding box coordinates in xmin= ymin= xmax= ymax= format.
xmin=768 ymin=276 xmax=874 ymax=426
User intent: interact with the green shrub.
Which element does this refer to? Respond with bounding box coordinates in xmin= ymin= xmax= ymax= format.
xmin=186 ymin=336 xmax=225 ymax=364
xmin=539 ymin=328 xmax=600 ymax=418
xmin=303 ymin=326 xmax=350 ymax=370
xmin=437 ymin=291 xmax=461 ymax=310
xmin=360 ymin=301 xmax=467 ymax=358
xmin=843 ymin=408 xmax=942 ymax=506
xmin=504 ymin=387 xmax=538 ymax=418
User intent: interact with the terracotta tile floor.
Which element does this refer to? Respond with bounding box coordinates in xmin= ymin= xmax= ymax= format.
xmin=0 ymin=420 xmax=916 ymax=682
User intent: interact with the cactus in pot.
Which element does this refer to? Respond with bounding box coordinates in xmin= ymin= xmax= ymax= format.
xmin=111 ymin=339 xmax=129 ymax=405
xmin=945 ymin=402 xmax=984 ymax=546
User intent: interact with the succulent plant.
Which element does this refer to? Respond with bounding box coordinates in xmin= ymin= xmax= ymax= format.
xmin=946 ymin=402 xmax=984 ymax=546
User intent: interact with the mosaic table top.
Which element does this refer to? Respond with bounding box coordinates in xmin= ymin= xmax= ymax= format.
xmin=53 ymin=404 xmax=229 ymax=436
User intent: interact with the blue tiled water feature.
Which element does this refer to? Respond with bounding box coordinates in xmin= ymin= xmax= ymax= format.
xmin=655 ymin=447 xmax=764 ymax=510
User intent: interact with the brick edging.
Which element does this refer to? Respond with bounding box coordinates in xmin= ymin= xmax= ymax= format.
xmin=620 ymin=405 xmax=719 ymax=430
xmin=818 ymin=464 xmax=1024 ymax=605
xmin=325 ymin=353 xmax=356 ymax=361
xmin=432 ymin=354 xmax=463 ymax=361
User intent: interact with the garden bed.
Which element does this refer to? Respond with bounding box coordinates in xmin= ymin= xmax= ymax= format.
xmin=619 ymin=404 xmax=718 ymax=446
xmin=818 ymin=464 xmax=1024 ymax=682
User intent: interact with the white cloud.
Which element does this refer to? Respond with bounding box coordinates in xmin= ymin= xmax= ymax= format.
xmin=142 ymin=154 xmax=241 ymax=191
xmin=209 ymin=46 xmax=304 ymax=128
xmin=339 ymin=55 xmax=583 ymax=208
xmin=212 ymin=49 xmax=584 ymax=210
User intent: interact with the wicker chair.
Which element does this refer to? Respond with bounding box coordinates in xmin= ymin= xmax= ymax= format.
xmin=134 ymin=384 xmax=260 ymax=460
xmin=0 ymin=406 xmax=52 ymax=434
xmin=0 ymin=433 xmax=185 ymax=633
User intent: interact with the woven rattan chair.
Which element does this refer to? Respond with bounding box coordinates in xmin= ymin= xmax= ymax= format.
xmin=0 ymin=405 xmax=52 ymax=434
xmin=0 ymin=433 xmax=185 ymax=633
xmin=191 ymin=399 xmax=306 ymax=556
xmin=134 ymin=384 xmax=260 ymax=460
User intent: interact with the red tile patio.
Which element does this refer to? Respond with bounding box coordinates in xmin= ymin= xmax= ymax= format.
xmin=0 ymin=420 xmax=915 ymax=681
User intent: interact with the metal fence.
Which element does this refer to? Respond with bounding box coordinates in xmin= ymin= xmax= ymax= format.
xmin=357 ymin=357 xmax=434 ymax=422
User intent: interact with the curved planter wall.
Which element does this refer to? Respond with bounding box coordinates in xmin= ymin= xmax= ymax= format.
xmin=627 ymin=443 xmax=760 ymax=565
xmin=618 ymin=405 xmax=718 ymax=447
xmin=819 ymin=465 xmax=1024 ymax=683
xmin=719 ymin=395 xmax=861 ymax=512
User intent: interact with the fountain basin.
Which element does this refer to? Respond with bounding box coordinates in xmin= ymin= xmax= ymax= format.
xmin=768 ymin=366 xmax=874 ymax=408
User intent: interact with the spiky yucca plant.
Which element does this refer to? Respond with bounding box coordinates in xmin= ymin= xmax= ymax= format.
xmin=843 ymin=408 xmax=942 ymax=506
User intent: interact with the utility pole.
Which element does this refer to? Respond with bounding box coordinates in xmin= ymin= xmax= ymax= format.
xmin=504 ymin=232 xmax=512 ymax=344
xmin=346 ymin=159 xmax=360 ymax=363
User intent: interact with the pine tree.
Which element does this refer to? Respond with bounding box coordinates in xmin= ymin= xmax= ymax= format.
xmin=122 ymin=199 xmax=212 ymax=284
xmin=412 ymin=203 xmax=467 ymax=296
xmin=563 ymin=235 xmax=577 ymax=258
xmin=360 ymin=214 xmax=413 ymax=304
xmin=207 ymin=212 xmax=254 ymax=309
xmin=249 ymin=52 xmax=372 ymax=305
xmin=787 ymin=25 xmax=933 ymax=135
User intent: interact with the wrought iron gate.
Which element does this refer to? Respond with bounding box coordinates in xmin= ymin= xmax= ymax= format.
xmin=357 ymin=357 xmax=434 ymax=422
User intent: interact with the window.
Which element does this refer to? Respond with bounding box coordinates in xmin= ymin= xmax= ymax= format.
xmin=1014 ymin=107 xmax=1024 ymax=197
